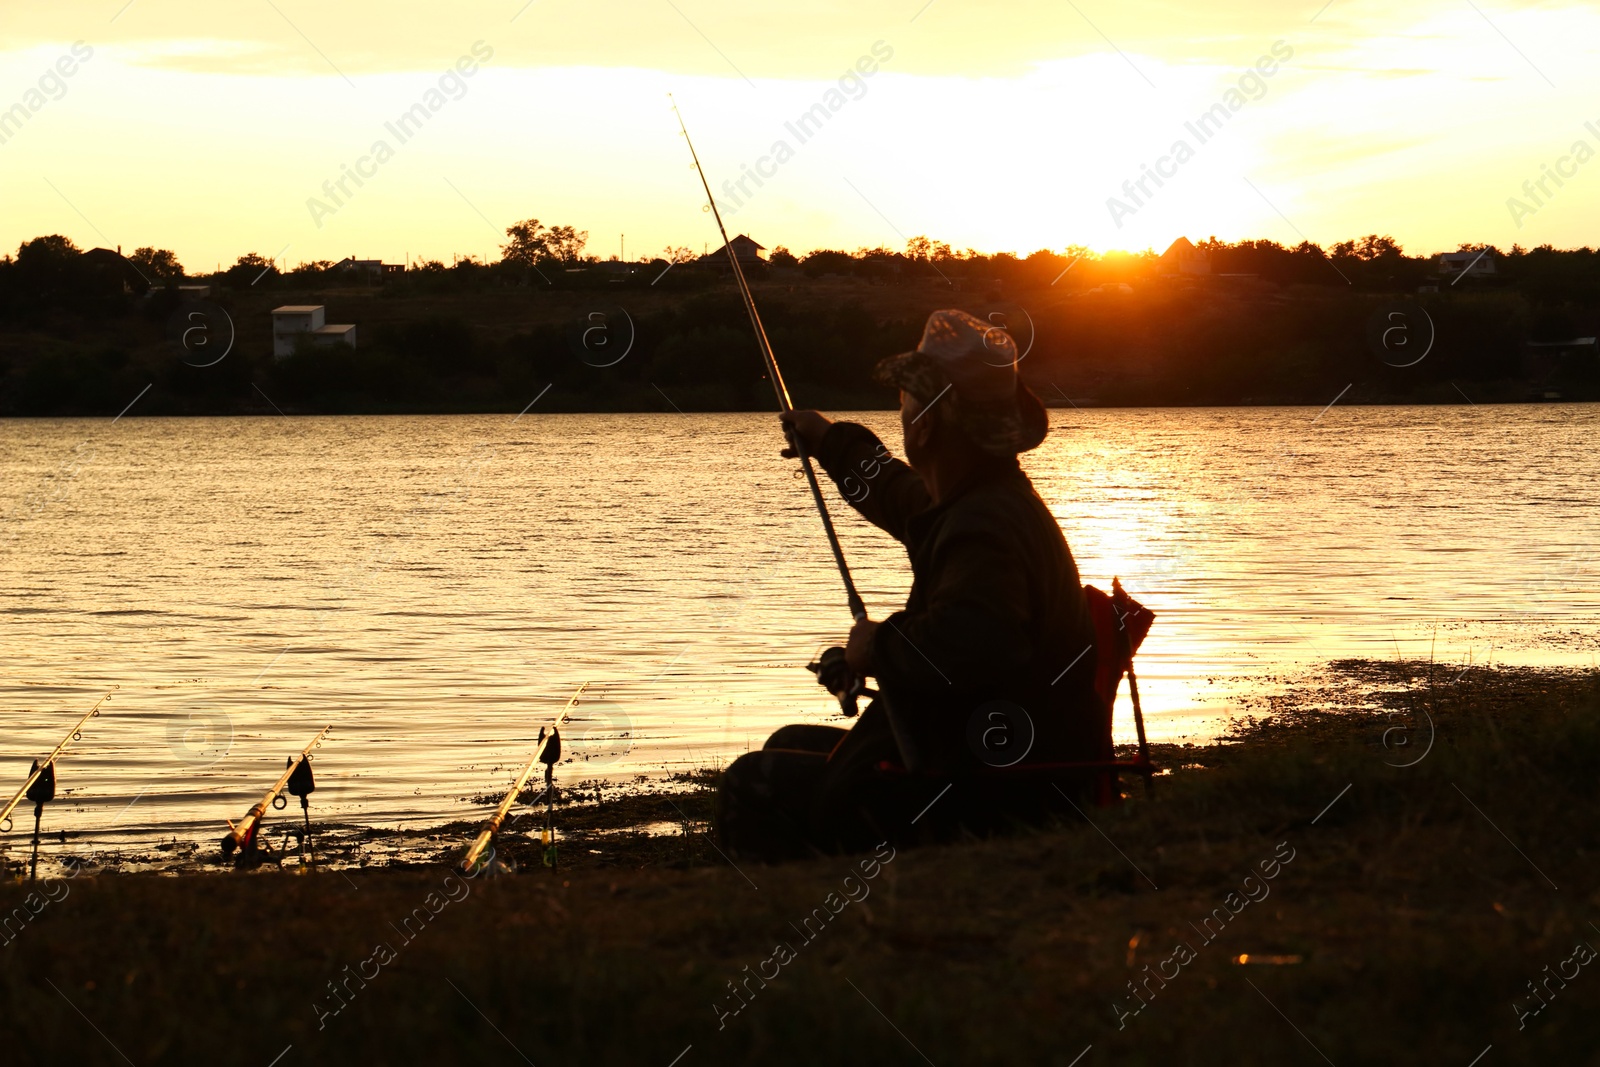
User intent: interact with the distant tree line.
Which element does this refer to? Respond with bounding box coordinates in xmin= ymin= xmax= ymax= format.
xmin=10 ymin=224 xmax=1597 ymax=300
xmin=0 ymin=229 xmax=1596 ymax=415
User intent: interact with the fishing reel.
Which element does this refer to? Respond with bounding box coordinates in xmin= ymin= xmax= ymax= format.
xmin=807 ymin=647 xmax=873 ymax=718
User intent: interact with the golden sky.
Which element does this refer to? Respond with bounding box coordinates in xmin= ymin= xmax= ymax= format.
xmin=2 ymin=0 xmax=1597 ymax=270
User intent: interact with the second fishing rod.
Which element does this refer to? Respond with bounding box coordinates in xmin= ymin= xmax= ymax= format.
xmin=671 ymin=97 xmax=873 ymax=716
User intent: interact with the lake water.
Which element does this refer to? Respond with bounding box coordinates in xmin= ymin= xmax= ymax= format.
xmin=1 ymin=405 xmax=1595 ymax=854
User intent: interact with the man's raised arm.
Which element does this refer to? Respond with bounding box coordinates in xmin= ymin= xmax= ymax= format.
xmin=780 ymin=410 xmax=930 ymax=543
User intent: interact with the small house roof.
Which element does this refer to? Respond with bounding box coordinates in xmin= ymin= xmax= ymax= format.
xmin=712 ymin=234 xmax=766 ymax=254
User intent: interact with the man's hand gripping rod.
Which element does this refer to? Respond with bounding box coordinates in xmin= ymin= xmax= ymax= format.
xmin=671 ymin=96 xmax=869 ymax=715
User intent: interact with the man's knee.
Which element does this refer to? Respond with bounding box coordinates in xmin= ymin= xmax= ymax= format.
xmin=718 ymin=749 xmax=824 ymax=859
xmin=721 ymin=750 xmax=773 ymax=800
xmin=764 ymin=723 xmax=848 ymax=754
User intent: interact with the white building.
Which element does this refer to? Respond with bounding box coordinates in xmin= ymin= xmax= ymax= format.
xmin=272 ymin=305 xmax=357 ymax=359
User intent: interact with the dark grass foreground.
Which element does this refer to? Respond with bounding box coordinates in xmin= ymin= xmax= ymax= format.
xmin=2 ymin=661 xmax=1597 ymax=1066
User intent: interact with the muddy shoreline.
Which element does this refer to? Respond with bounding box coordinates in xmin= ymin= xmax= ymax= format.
xmin=3 ymin=660 xmax=1597 ymax=1065
xmin=6 ymin=657 xmax=1583 ymax=879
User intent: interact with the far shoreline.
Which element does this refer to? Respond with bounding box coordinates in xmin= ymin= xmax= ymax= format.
xmin=2 ymin=397 xmax=1595 ymax=421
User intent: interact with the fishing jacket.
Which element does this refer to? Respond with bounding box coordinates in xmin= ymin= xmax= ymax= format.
xmin=813 ymin=421 xmax=1100 ymax=773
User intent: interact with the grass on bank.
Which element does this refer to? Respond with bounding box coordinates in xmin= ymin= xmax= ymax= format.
xmin=1 ymin=660 xmax=1597 ymax=1066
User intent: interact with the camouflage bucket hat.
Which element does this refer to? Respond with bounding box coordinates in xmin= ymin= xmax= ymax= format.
xmin=873 ymin=309 xmax=1048 ymax=456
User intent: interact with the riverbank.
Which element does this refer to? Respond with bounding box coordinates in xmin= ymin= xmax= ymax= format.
xmin=2 ymin=660 xmax=1596 ymax=1064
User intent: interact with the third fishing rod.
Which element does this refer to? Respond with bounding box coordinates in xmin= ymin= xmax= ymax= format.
xmin=460 ymin=681 xmax=589 ymax=876
xmin=670 ymin=98 xmax=872 ymax=715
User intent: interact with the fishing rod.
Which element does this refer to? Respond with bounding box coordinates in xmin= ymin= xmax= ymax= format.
xmin=1 ymin=689 xmax=114 ymax=880
xmin=670 ymin=97 xmax=865 ymax=618
xmin=460 ymin=681 xmax=588 ymax=876
xmin=1 ymin=689 xmax=114 ymax=832
xmin=221 ymin=725 xmax=331 ymax=864
xmin=670 ymin=97 xmax=871 ymax=716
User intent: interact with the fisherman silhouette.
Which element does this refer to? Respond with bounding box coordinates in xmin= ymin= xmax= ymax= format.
xmin=718 ymin=310 xmax=1101 ymax=860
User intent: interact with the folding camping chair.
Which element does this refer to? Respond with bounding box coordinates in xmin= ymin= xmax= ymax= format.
xmin=873 ymin=577 xmax=1158 ymax=821
xmin=954 ymin=576 xmax=1158 ymax=807
xmin=1076 ymin=576 xmax=1158 ymax=804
